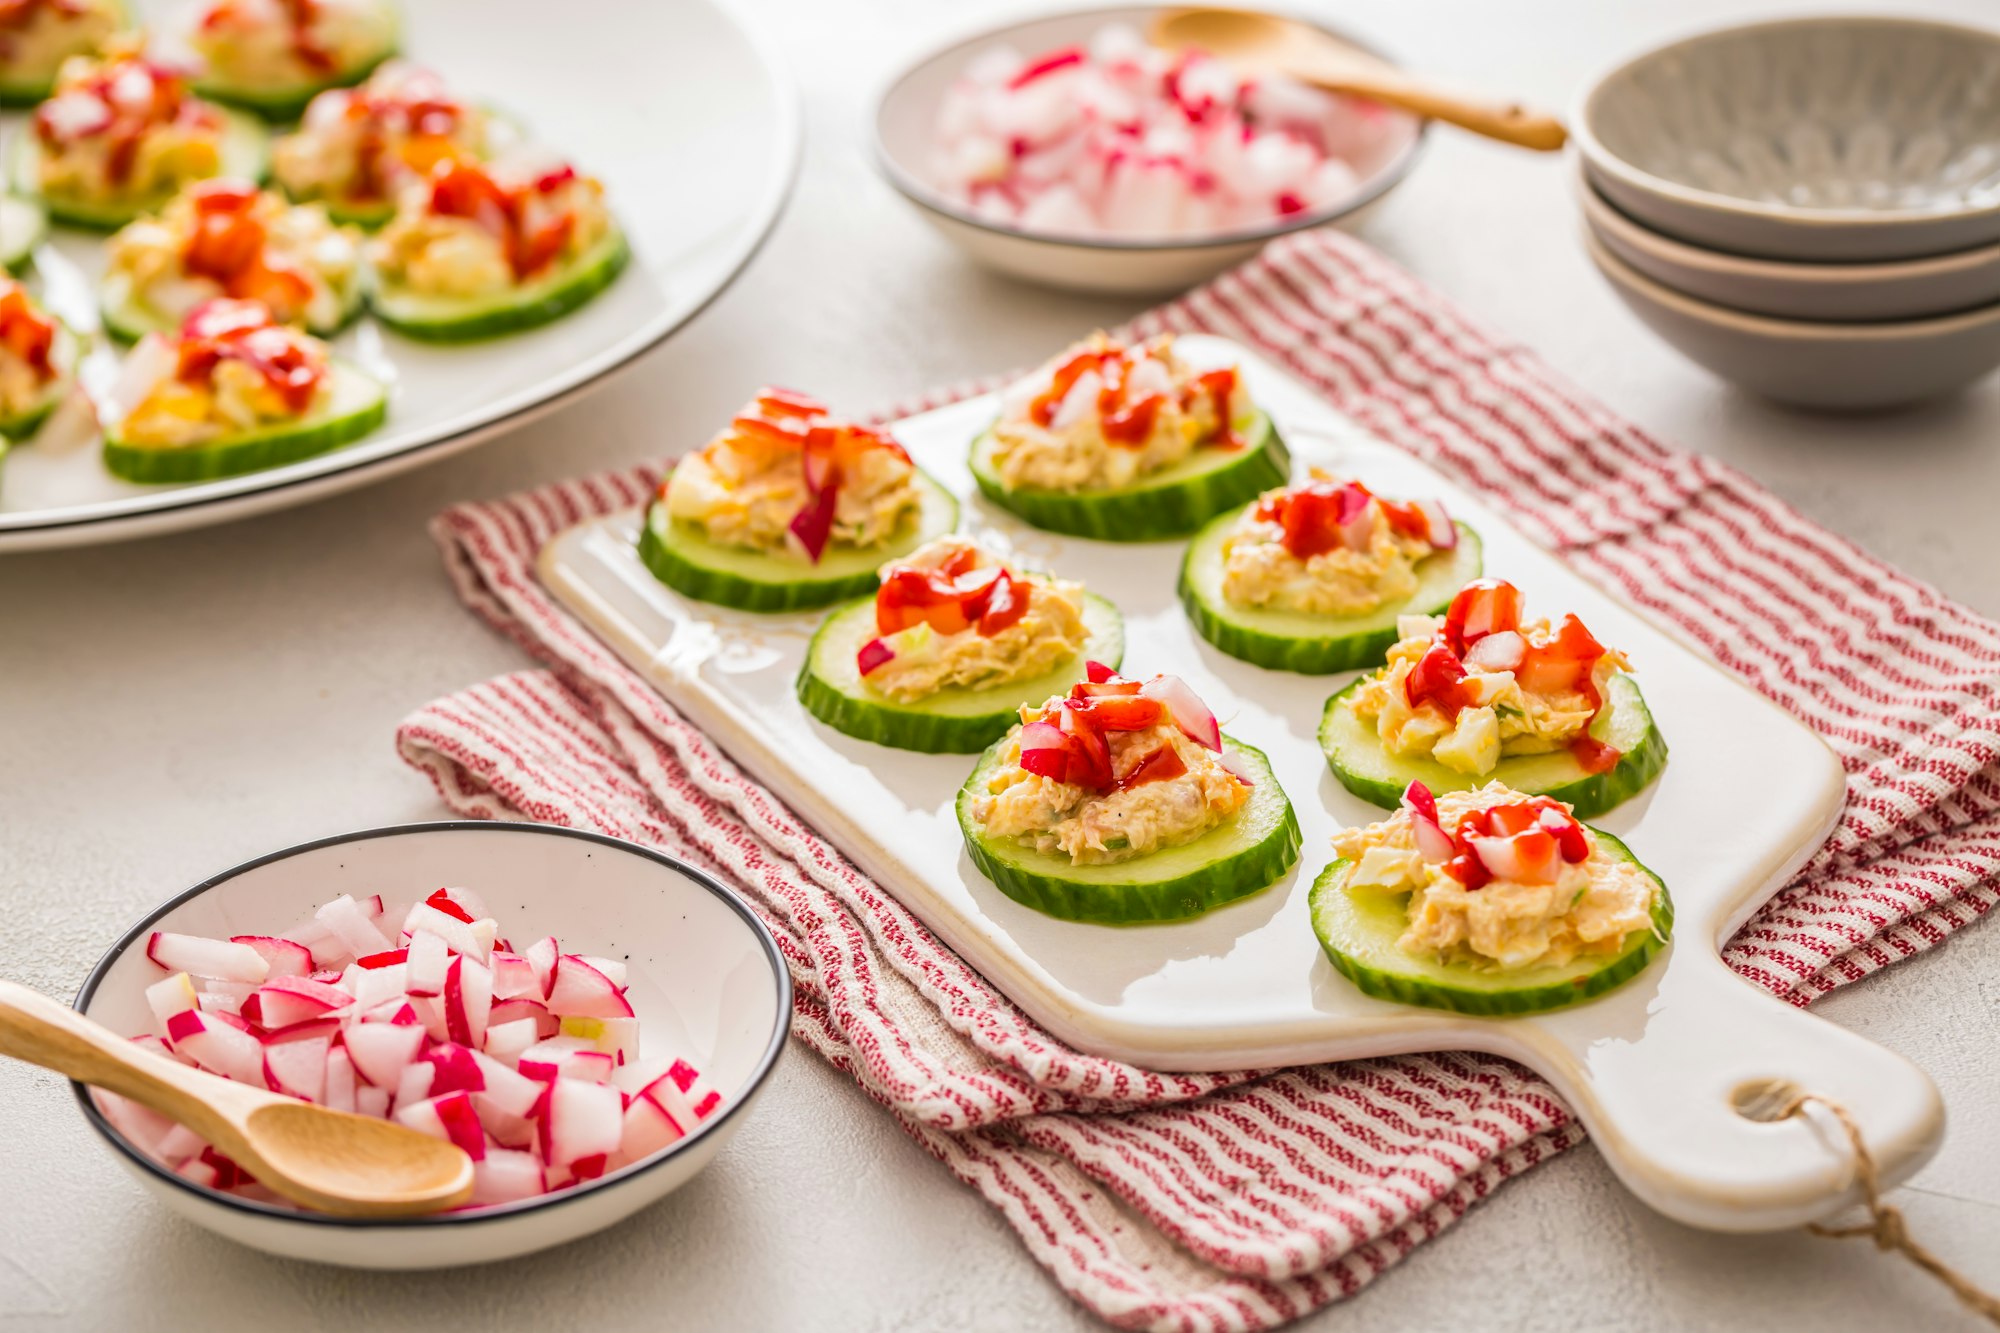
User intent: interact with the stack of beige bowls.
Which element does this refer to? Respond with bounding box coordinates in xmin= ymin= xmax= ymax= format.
xmin=1572 ymin=15 xmax=2000 ymax=411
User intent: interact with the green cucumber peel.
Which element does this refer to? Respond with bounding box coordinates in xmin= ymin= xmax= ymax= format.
xmin=369 ymin=225 xmax=628 ymax=342
xmin=101 ymin=359 xmax=386 ymax=483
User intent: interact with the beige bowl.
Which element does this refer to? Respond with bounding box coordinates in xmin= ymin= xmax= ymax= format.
xmin=1585 ymin=228 xmax=2000 ymax=410
xmin=872 ymin=6 xmax=1426 ymax=295
xmin=1574 ymin=16 xmax=2000 ymax=261
xmin=1576 ymin=161 xmax=2000 ymax=322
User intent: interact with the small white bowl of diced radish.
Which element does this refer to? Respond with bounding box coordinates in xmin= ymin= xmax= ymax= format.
xmin=70 ymin=822 xmax=791 ymax=1269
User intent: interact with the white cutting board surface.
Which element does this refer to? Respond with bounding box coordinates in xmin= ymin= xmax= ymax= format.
xmin=538 ymin=335 xmax=1941 ymax=1232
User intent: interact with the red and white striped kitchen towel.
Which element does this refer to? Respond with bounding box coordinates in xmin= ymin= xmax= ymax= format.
xmin=396 ymin=230 xmax=2000 ymax=1330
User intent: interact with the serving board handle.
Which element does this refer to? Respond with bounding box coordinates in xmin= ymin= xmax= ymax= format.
xmin=1516 ymin=949 xmax=1943 ymax=1232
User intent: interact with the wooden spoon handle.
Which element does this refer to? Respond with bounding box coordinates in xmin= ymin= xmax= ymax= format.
xmin=1302 ymin=59 xmax=1567 ymax=151
xmin=0 ymin=979 xmax=248 ymax=1141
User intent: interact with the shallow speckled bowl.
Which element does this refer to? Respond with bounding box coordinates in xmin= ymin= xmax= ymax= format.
xmin=873 ymin=5 xmax=1426 ymax=295
xmin=73 ymin=823 xmax=790 ymax=1269
xmin=1575 ymin=159 xmax=2000 ymax=321
xmin=1575 ymin=16 xmax=2000 ymax=261
xmin=1586 ymin=227 xmax=2000 ymax=409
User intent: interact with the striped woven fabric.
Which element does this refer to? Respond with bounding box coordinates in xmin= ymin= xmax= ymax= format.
xmin=396 ymin=231 xmax=1998 ymax=1330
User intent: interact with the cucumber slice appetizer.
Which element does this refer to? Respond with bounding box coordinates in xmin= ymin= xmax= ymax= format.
xmin=1 ymin=196 xmax=48 ymax=273
xmin=370 ymin=225 xmax=629 ymax=342
xmin=796 ymin=593 xmax=1125 ymax=754
xmin=100 ymin=269 xmax=362 ymax=343
xmin=1181 ymin=516 xmax=1485 ymax=674
xmin=0 ymin=322 xmax=79 ymax=440
xmin=1318 ymin=671 xmax=1667 ymax=819
xmin=7 ymin=108 xmax=271 ymax=231
xmin=969 ymin=410 xmax=1290 ymax=542
xmin=1309 ymin=830 xmax=1673 ymax=1015
xmin=195 ymin=43 xmax=397 ymax=122
xmin=956 ymin=736 xmax=1301 ymax=925
xmin=102 ymin=360 xmax=386 ymax=483
xmin=639 ymin=470 xmax=960 ymax=613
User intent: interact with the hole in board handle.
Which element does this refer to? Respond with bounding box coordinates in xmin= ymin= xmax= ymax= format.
xmin=1732 ymin=1077 xmax=1805 ymax=1123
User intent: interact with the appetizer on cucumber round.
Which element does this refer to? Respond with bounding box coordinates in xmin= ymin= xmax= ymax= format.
xmin=0 ymin=195 xmax=49 ymax=273
xmin=970 ymin=333 xmax=1289 ymax=541
xmin=0 ymin=0 xmax=123 ymax=106
xmin=797 ymin=536 xmax=1125 ymax=754
xmin=957 ymin=666 xmax=1301 ymax=924
xmin=642 ymin=387 xmax=958 ymax=612
xmin=273 ymin=62 xmax=505 ymax=227
xmin=1311 ymin=781 xmax=1672 ymax=1015
xmin=187 ymin=0 xmax=399 ymax=120
xmin=1181 ymin=473 xmax=1483 ymax=674
xmin=0 ymin=276 xmax=78 ymax=440
xmin=100 ymin=178 xmax=363 ymax=340
xmin=367 ymin=153 xmax=626 ymax=341
xmin=101 ymin=297 xmax=386 ymax=482
xmin=1319 ymin=578 xmax=1666 ymax=818
xmin=11 ymin=38 xmax=269 ymax=230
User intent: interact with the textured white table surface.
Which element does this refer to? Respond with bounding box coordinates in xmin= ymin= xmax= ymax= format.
xmin=2 ymin=1 xmax=1996 ymax=1327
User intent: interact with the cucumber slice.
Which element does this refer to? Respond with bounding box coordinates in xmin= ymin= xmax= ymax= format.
xmin=1318 ymin=670 xmax=1668 ymax=818
xmin=101 ymin=360 xmax=386 ymax=483
xmin=796 ymin=592 xmax=1126 ymax=754
xmin=639 ymin=469 xmax=960 ymax=613
xmin=195 ymin=42 xmax=397 ymax=121
xmin=1309 ymin=831 xmax=1673 ymax=1015
xmin=370 ymin=225 xmax=629 ymax=342
xmin=7 ymin=107 xmax=271 ymax=231
xmin=100 ymin=267 xmax=363 ymax=343
xmin=969 ymin=410 xmax=1291 ymax=542
xmin=956 ymin=736 xmax=1301 ymax=925
xmin=1180 ymin=515 xmax=1484 ymax=674
xmin=1 ymin=195 xmax=48 ymax=273
xmin=0 ymin=322 xmax=80 ymax=439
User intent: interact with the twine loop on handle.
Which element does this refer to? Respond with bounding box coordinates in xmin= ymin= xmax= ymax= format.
xmin=1780 ymin=1093 xmax=2000 ymax=1326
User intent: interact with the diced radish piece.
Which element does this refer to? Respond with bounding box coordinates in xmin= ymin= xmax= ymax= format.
xmin=355 ymin=948 xmax=408 ymax=969
xmin=642 ymin=1059 xmax=725 ymax=1129
xmin=541 ymin=1079 xmax=622 ymax=1168
xmin=96 ymin=1090 xmax=176 ymax=1156
xmin=280 ymin=917 xmax=342 ymax=969
xmin=355 ymin=1086 xmax=390 ymax=1119
xmin=394 ymin=1091 xmax=486 ymax=1162
xmin=444 ymin=955 xmax=494 ymax=1049
xmin=341 ymin=1020 xmax=424 ymax=1088
xmin=487 ymin=997 xmax=557 ymax=1038
xmin=145 ymin=972 xmax=199 ymax=1038
xmin=1465 ymin=629 xmax=1526 ymax=672
xmin=156 ymin=1122 xmax=204 ymax=1165
xmin=395 ymin=1061 xmax=435 ymax=1110
xmin=471 ymin=1148 xmax=544 ymax=1205
xmin=469 ymin=1050 xmax=545 ymax=1118
xmin=611 ymin=1056 xmax=673 ymax=1096
xmin=546 ymin=956 xmax=634 ymax=1019
xmin=175 ymin=1156 xmax=220 ymax=1189
xmin=560 ymin=1015 xmax=638 ymax=1064
xmin=244 ymin=975 xmax=352 ymax=1029
xmin=323 ymin=1047 xmax=357 ymax=1114
xmin=429 ymin=885 xmax=489 ymax=920
xmin=343 ymin=960 xmax=408 ymax=1009
xmin=403 ymin=902 xmax=490 ymax=961
xmin=518 ymin=1036 xmax=613 ymax=1083
xmin=524 ymin=937 xmax=558 ymax=998
xmin=487 ymin=951 xmax=538 ymax=1000
xmin=420 ymin=1042 xmax=486 ymax=1096
xmin=359 ymin=997 xmax=421 ymax=1026
xmin=198 ymin=991 xmax=243 ymax=1016
xmin=405 ymin=930 xmax=449 ymax=997
xmin=577 ymin=956 xmax=628 ymax=989
xmin=146 ymin=932 xmax=268 ymax=984
xmin=482 ymin=1016 xmax=541 ymax=1065
xmin=167 ymin=1011 xmax=265 ymax=1086
xmin=262 ymin=1034 xmax=330 ymax=1102
xmin=1139 ymin=674 xmax=1222 ymax=751
xmin=616 ymin=1091 xmax=685 ymax=1166
xmin=230 ymin=936 xmax=313 ymax=978
xmin=474 ymin=1096 xmax=539 ymax=1150
xmin=1413 ymin=498 xmax=1457 ymax=549
xmin=316 ymin=895 xmax=392 ymax=958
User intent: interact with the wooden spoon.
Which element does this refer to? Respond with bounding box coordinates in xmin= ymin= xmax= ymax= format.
xmin=1150 ymin=8 xmax=1567 ymax=152
xmin=0 ymin=980 xmax=474 ymax=1218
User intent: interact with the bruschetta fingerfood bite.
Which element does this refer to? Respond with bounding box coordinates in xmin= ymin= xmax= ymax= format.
xmin=957 ymin=665 xmax=1301 ymax=924
xmin=0 ymin=275 xmax=79 ymax=442
xmin=641 ymin=387 xmax=959 ymax=612
xmin=101 ymin=297 xmax=385 ymax=482
xmin=1310 ymin=781 xmax=1672 ymax=1014
xmin=970 ymin=333 xmax=1289 ymax=541
xmin=796 ymin=536 xmax=1125 ymax=753
xmin=1318 ymin=577 xmax=1667 ymax=817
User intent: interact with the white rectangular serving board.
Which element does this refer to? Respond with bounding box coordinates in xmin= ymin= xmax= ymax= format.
xmin=537 ymin=336 xmax=1942 ymax=1232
